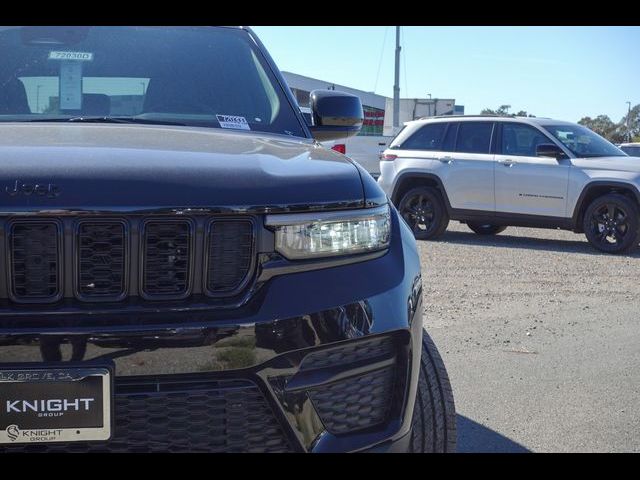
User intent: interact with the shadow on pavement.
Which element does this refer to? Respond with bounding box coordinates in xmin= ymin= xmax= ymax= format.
xmin=457 ymin=415 xmax=531 ymax=453
xmin=430 ymin=230 xmax=640 ymax=258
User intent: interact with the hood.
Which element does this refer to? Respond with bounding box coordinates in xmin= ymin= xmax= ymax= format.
xmin=572 ymin=156 xmax=640 ymax=173
xmin=0 ymin=123 xmax=366 ymax=214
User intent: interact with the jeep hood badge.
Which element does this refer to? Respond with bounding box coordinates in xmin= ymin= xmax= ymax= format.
xmin=5 ymin=180 xmax=60 ymax=198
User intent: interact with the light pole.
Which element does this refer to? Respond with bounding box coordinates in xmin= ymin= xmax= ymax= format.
xmin=626 ymin=101 xmax=632 ymax=142
xmin=392 ymin=26 xmax=401 ymax=130
xmin=36 ymin=84 xmax=43 ymax=112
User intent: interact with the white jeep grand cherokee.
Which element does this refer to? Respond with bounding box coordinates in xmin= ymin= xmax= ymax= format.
xmin=378 ymin=115 xmax=640 ymax=254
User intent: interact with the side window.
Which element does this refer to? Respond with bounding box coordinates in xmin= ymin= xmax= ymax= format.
xmin=441 ymin=123 xmax=457 ymax=152
xmin=401 ymin=123 xmax=447 ymax=151
xmin=388 ymin=125 xmax=407 ymax=149
xmin=501 ymin=123 xmax=551 ymax=156
xmin=455 ymin=122 xmax=493 ymax=154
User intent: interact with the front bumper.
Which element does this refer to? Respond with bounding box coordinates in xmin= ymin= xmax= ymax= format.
xmin=0 ymin=207 xmax=424 ymax=453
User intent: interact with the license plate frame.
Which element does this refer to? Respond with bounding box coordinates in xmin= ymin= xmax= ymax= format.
xmin=0 ymin=366 xmax=112 ymax=445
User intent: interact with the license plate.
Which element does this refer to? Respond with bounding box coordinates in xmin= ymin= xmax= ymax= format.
xmin=0 ymin=367 xmax=111 ymax=445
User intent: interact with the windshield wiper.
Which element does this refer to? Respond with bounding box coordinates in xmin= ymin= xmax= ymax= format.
xmin=26 ymin=116 xmax=188 ymax=126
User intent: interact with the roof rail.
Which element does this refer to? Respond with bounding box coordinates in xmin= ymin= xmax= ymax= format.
xmin=415 ymin=114 xmax=551 ymax=120
xmin=416 ymin=114 xmax=506 ymax=120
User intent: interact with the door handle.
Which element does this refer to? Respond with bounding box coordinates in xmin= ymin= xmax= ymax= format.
xmin=498 ymin=158 xmax=516 ymax=167
xmin=439 ymin=156 xmax=453 ymax=164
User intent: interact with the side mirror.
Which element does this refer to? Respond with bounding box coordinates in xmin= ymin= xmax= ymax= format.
xmin=536 ymin=143 xmax=566 ymax=159
xmin=308 ymin=90 xmax=363 ymax=142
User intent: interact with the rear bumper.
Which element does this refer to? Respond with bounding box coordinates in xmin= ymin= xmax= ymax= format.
xmin=0 ymin=207 xmax=424 ymax=452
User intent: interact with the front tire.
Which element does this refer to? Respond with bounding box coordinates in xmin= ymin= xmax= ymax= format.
xmin=398 ymin=186 xmax=449 ymax=240
xmin=583 ymin=193 xmax=640 ymax=254
xmin=467 ymin=223 xmax=507 ymax=235
xmin=409 ymin=330 xmax=457 ymax=453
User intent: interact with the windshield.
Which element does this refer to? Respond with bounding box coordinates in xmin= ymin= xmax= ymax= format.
xmin=541 ymin=124 xmax=626 ymax=158
xmin=0 ymin=26 xmax=306 ymax=137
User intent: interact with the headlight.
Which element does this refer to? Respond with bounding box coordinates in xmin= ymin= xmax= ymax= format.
xmin=265 ymin=205 xmax=391 ymax=260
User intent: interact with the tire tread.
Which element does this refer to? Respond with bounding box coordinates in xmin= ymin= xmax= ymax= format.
xmin=410 ymin=329 xmax=456 ymax=452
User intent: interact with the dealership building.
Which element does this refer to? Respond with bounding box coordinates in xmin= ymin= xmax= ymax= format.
xmin=281 ymin=71 xmax=464 ymax=136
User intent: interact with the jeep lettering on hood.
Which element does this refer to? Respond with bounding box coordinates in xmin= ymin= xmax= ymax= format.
xmin=0 ymin=124 xmax=366 ymax=213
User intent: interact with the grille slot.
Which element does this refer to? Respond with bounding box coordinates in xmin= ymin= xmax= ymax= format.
xmin=142 ymin=220 xmax=192 ymax=299
xmin=207 ymin=220 xmax=254 ymax=295
xmin=8 ymin=221 xmax=61 ymax=302
xmin=1 ymin=379 xmax=293 ymax=453
xmin=77 ymin=222 xmax=126 ymax=300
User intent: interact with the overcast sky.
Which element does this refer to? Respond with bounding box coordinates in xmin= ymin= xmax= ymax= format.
xmin=252 ymin=26 xmax=640 ymax=122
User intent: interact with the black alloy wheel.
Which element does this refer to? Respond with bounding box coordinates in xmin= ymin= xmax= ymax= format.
xmin=398 ymin=187 xmax=449 ymax=240
xmin=583 ymin=193 xmax=640 ymax=254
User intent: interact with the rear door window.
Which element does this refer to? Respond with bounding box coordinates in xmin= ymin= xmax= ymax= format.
xmin=455 ymin=122 xmax=494 ymax=154
xmin=401 ymin=122 xmax=447 ymax=151
xmin=441 ymin=123 xmax=457 ymax=152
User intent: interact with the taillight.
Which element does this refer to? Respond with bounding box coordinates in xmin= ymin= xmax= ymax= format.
xmin=380 ymin=153 xmax=397 ymax=161
xmin=331 ymin=144 xmax=346 ymax=154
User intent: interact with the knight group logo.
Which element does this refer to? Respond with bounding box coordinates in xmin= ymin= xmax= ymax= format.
xmin=4 ymin=425 xmax=65 ymax=443
xmin=7 ymin=424 xmax=19 ymax=441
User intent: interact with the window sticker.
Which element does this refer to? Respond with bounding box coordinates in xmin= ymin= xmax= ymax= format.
xmin=59 ymin=61 xmax=83 ymax=110
xmin=216 ymin=115 xmax=251 ymax=131
xmin=48 ymin=51 xmax=94 ymax=61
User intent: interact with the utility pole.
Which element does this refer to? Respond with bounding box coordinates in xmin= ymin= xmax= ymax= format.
xmin=393 ymin=26 xmax=401 ymax=131
xmin=626 ymin=101 xmax=632 ymax=142
xmin=36 ymin=84 xmax=42 ymax=112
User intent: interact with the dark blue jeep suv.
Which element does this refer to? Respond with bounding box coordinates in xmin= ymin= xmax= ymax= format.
xmin=0 ymin=26 xmax=455 ymax=452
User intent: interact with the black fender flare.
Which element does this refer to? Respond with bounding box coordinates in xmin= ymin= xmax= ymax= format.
xmin=390 ymin=172 xmax=453 ymax=215
xmin=571 ymin=181 xmax=640 ymax=226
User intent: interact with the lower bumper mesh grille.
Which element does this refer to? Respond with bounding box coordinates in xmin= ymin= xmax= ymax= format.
xmin=1 ymin=379 xmax=293 ymax=453
xmin=309 ymin=366 xmax=396 ymax=435
xmin=300 ymin=336 xmax=395 ymax=371
xmin=299 ymin=336 xmax=398 ymax=436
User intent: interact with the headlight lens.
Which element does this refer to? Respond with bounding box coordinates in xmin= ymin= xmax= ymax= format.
xmin=266 ymin=205 xmax=391 ymax=260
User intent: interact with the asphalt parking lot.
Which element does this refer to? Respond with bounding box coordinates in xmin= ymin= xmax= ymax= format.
xmin=421 ymin=221 xmax=640 ymax=453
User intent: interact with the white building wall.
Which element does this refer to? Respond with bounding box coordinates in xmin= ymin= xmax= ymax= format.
xmin=281 ymin=71 xmax=460 ymax=138
xmin=281 ymin=71 xmax=387 ymax=110
xmin=383 ymin=98 xmax=456 ymax=136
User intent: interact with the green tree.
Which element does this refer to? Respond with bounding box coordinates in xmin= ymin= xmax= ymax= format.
xmin=578 ymin=115 xmax=625 ymax=143
xmin=620 ymin=104 xmax=640 ymax=142
xmin=480 ymin=105 xmax=511 ymax=116
xmin=480 ymin=106 xmax=535 ymax=117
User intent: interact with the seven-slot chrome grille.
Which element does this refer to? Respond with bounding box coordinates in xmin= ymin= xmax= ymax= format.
xmin=3 ymin=217 xmax=255 ymax=304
